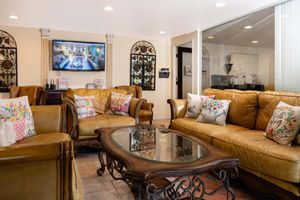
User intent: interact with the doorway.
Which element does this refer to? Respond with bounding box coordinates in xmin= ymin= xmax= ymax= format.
xmin=177 ymin=46 xmax=192 ymax=99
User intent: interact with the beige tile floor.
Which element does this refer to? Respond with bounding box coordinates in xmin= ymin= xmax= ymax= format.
xmin=76 ymin=120 xmax=259 ymax=200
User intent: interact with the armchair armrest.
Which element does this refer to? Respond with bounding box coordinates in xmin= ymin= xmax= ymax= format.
xmin=0 ymin=141 xmax=73 ymax=200
xmin=167 ymin=99 xmax=187 ymax=120
xmin=129 ymin=98 xmax=146 ymax=124
xmin=63 ymin=96 xmax=79 ymax=140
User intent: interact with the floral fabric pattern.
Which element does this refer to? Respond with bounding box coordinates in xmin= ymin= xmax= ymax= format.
xmin=265 ymin=101 xmax=300 ymax=145
xmin=108 ymin=92 xmax=133 ymax=116
xmin=74 ymin=95 xmax=97 ymax=119
xmin=184 ymin=93 xmax=214 ymax=118
xmin=0 ymin=96 xmax=35 ymax=146
xmin=196 ymin=99 xmax=231 ymax=126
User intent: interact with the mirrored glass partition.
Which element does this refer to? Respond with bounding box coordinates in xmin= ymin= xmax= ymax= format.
xmin=202 ymin=7 xmax=275 ymax=92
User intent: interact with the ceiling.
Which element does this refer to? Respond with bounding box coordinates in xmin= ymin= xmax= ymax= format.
xmin=0 ymin=0 xmax=279 ymax=38
xmin=203 ymin=7 xmax=274 ymax=48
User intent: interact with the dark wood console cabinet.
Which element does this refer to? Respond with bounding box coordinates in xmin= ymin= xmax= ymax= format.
xmin=42 ymin=90 xmax=66 ymax=105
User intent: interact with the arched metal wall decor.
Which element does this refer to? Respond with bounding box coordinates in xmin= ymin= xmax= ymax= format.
xmin=0 ymin=30 xmax=17 ymax=92
xmin=130 ymin=41 xmax=156 ymax=90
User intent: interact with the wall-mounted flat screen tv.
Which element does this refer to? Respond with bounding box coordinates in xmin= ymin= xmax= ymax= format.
xmin=52 ymin=40 xmax=105 ymax=71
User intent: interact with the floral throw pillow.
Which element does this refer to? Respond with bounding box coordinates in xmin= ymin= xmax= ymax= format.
xmin=265 ymin=101 xmax=300 ymax=145
xmin=108 ymin=92 xmax=133 ymax=116
xmin=196 ymin=99 xmax=231 ymax=126
xmin=0 ymin=96 xmax=35 ymax=146
xmin=74 ymin=95 xmax=97 ymax=119
xmin=184 ymin=93 xmax=214 ymax=118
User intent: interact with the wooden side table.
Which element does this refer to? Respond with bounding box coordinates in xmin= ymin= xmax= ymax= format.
xmin=42 ymin=90 xmax=66 ymax=105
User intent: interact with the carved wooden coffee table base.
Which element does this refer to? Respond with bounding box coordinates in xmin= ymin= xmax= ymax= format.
xmin=95 ymin=125 xmax=239 ymax=200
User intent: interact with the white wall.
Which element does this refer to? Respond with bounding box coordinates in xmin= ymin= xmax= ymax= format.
xmin=203 ymin=43 xmax=274 ymax=89
xmin=0 ymin=26 xmax=171 ymax=119
xmin=112 ymin=35 xmax=171 ymax=119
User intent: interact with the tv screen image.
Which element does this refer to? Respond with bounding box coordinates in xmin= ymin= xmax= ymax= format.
xmin=52 ymin=40 xmax=105 ymax=71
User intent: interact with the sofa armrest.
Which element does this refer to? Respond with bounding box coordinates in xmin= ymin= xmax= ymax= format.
xmin=0 ymin=141 xmax=74 ymax=200
xmin=167 ymin=99 xmax=187 ymax=120
xmin=63 ymin=97 xmax=79 ymax=140
xmin=141 ymin=102 xmax=154 ymax=111
xmin=31 ymin=105 xmax=66 ymax=134
xmin=129 ymin=98 xmax=146 ymax=124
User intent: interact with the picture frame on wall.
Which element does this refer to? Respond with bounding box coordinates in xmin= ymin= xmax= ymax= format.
xmin=184 ymin=65 xmax=192 ymax=76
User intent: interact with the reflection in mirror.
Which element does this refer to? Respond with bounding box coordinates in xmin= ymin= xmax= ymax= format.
xmin=202 ymin=6 xmax=274 ymax=91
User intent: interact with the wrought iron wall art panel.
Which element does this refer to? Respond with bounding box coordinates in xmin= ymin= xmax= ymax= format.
xmin=0 ymin=30 xmax=17 ymax=92
xmin=130 ymin=41 xmax=156 ymax=90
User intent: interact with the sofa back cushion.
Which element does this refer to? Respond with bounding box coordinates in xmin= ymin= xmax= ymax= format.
xmin=66 ymin=88 xmax=127 ymax=113
xmin=256 ymin=91 xmax=300 ymax=130
xmin=203 ymin=89 xmax=259 ymax=129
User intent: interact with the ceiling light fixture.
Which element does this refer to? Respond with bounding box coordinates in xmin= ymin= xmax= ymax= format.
xmin=159 ymin=31 xmax=166 ymax=35
xmin=214 ymin=1 xmax=226 ymax=7
xmin=9 ymin=15 xmax=19 ymax=19
xmin=103 ymin=6 xmax=113 ymax=11
xmin=252 ymin=40 xmax=258 ymax=44
xmin=244 ymin=25 xmax=252 ymax=29
xmin=208 ymin=36 xmax=215 ymax=39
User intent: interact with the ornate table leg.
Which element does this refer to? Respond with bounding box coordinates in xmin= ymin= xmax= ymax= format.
xmin=146 ymin=167 xmax=238 ymax=200
xmin=97 ymin=150 xmax=106 ymax=176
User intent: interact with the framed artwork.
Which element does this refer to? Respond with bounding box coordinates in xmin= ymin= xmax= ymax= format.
xmin=130 ymin=41 xmax=156 ymax=90
xmin=0 ymin=30 xmax=17 ymax=92
xmin=184 ymin=65 xmax=192 ymax=76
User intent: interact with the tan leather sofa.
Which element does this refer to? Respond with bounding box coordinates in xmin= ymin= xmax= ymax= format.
xmin=63 ymin=88 xmax=145 ymax=152
xmin=115 ymin=85 xmax=154 ymax=124
xmin=168 ymin=89 xmax=300 ymax=198
xmin=0 ymin=105 xmax=83 ymax=200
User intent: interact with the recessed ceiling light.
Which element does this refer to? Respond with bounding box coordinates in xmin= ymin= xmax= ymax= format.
xmin=214 ymin=1 xmax=226 ymax=7
xmin=9 ymin=15 xmax=19 ymax=19
xmin=159 ymin=31 xmax=166 ymax=35
xmin=208 ymin=36 xmax=215 ymax=39
xmin=103 ymin=6 xmax=113 ymax=11
xmin=244 ymin=26 xmax=252 ymax=29
xmin=252 ymin=40 xmax=258 ymax=44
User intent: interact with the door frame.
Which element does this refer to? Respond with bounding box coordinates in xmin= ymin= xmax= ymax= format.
xmin=177 ymin=47 xmax=192 ymax=99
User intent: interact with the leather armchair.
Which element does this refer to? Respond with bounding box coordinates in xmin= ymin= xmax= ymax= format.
xmin=10 ymin=85 xmax=43 ymax=105
xmin=0 ymin=105 xmax=83 ymax=200
xmin=115 ymin=85 xmax=154 ymax=124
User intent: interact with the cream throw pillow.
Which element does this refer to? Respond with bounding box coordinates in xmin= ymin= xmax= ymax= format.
xmin=0 ymin=96 xmax=35 ymax=146
xmin=265 ymin=101 xmax=300 ymax=145
xmin=184 ymin=93 xmax=214 ymax=118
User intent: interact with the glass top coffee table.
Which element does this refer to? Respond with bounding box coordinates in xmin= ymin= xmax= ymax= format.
xmin=95 ymin=125 xmax=239 ymax=200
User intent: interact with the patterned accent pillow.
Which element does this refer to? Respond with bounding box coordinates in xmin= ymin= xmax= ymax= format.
xmin=196 ymin=99 xmax=231 ymax=126
xmin=265 ymin=101 xmax=300 ymax=145
xmin=74 ymin=95 xmax=97 ymax=119
xmin=184 ymin=93 xmax=214 ymax=118
xmin=0 ymin=96 xmax=35 ymax=146
xmin=108 ymin=92 xmax=133 ymax=116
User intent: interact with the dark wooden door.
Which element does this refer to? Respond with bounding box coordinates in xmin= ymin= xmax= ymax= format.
xmin=177 ymin=47 xmax=192 ymax=99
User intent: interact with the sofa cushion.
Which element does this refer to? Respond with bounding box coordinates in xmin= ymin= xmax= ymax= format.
xmin=170 ymin=118 xmax=248 ymax=143
xmin=66 ymin=88 xmax=127 ymax=114
xmin=108 ymin=92 xmax=133 ymax=116
xmin=256 ymin=91 xmax=300 ymax=130
xmin=212 ymin=130 xmax=300 ymax=183
xmin=14 ymin=133 xmax=70 ymax=146
xmin=79 ymin=114 xmax=136 ymax=136
xmin=203 ymin=89 xmax=259 ymax=129
xmin=74 ymin=95 xmax=96 ymax=119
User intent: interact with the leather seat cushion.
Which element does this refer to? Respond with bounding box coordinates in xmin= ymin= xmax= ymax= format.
xmin=14 ymin=133 xmax=70 ymax=146
xmin=170 ymin=118 xmax=248 ymax=143
xmin=79 ymin=114 xmax=136 ymax=136
xmin=212 ymin=130 xmax=300 ymax=183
